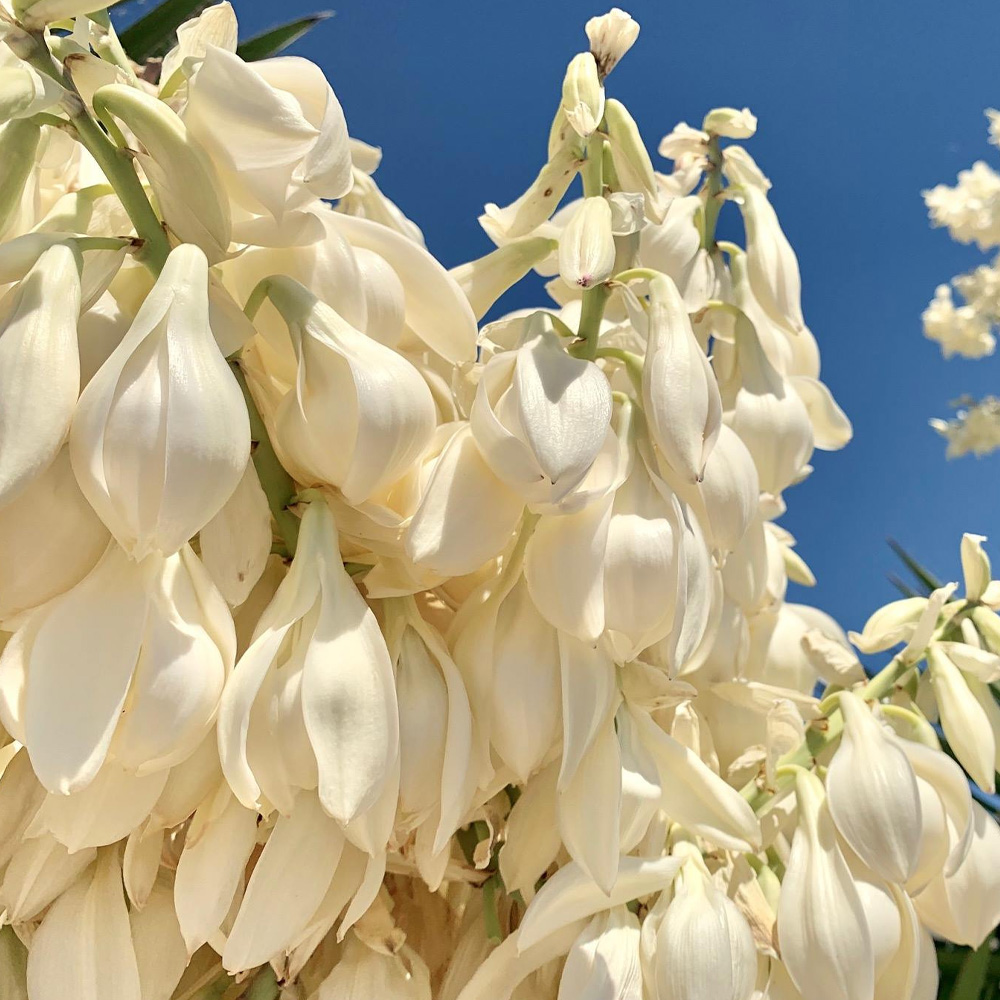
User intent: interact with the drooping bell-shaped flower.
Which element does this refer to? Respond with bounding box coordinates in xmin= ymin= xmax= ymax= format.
xmin=70 ymin=244 xmax=250 ymax=559
xmin=826 ymin=692 xmax=923 ymax=882
xmin=1 ymin=541 xmax=234 ymax=795
xmin=913 ymin=801 xmax=1000 ymax=947
xmin=0 ymin=242 xmax=81 ymax=507
xmin=777 ymin=768 xmax=875 ymax=1000
xmin=183 ymin=46 xmax=352 ymax=217
xmin=386 ymin=599 xmax=474 ymax=866
xmin=738 ymin=184 xmax=806 ymax=336
xmin=470 ymin=313 xmax=614 ymax=508
xmin=217 ymin=499 xmax=400 ymax=832
xmin=927 ymin=643 xmax=997 ymax=792
xmin=651 ymin=847 xmax=756 ymax=1000
xmin=260 ymin=275 xmax=436 ymax=506
xmin=722 ymin=313 xmax=813 ymax=497
xmin=642 ymin=273 xmax=722 ymax=483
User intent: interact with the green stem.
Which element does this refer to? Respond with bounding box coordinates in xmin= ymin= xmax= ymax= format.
xmin=482 ymin=874 xmax=503 ymax=943
xmin=572 ymin=133 xmax=610 ymax=361
xmin=742 ymin=656 xmax=911 ymax=811
xmin=595 ymin=346 xmax=643 ymax=389
xmin=612 ymin=266 xmax=661 ymax=285
xmin=231 ymin=362 xmax=301 ymax=556
xmin=7 ymin=26 xmax=170 ymax=274
xmin=700 ymin=135 xmax=724 ymax=251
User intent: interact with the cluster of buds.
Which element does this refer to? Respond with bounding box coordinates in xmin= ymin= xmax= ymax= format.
xmin=0 ymin=4 xmax=995 ymax=1000
xmin=923 ymin=110 xmax=1000 ymax=455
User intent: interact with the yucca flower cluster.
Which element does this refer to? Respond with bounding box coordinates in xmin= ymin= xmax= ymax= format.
xmin=0 ymin=4 xmax=997 ymax=999
xmin=923 ymin=110 xmax=1000 ymax=456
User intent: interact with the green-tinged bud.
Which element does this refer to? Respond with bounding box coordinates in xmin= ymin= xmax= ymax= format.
xmin=927 ymin=643 xmax=997 ymax=793
xmin=0 ymin=66 xmax=62 ymax=126
xmin=702 ymin=106 xmax=758 ymax=139
xmin=561 ymin=53 xmax=605 ymax=139
xmin=586 ymin=8 xmax=640 ymax=79
xmin=93 ymin=84 xmax=232 ymax=263
xmin=604 ymin=99 xmax=663 ymax=222
xmin=0 ymin=120 xmax=40 ymax=240
xmin=961 ymin=532 xmax=992 ymax=602
xmin=450 ymin=236 xmax=557 ymax=320
xmin=14 ymin=0 xmax=123 ymax=28
xmin=972 ymin=605 xmax=1000 ymax=655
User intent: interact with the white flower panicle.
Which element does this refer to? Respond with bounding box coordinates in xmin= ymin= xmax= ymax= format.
xmin=0 ymin=6 xmax=993 ymax=1000
xmin=923 ymin=110 xmax=1000 ymax=455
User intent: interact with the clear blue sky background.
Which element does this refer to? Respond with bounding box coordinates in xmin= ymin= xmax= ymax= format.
xmin=119 ymin=0 xmax=1000 ymax=636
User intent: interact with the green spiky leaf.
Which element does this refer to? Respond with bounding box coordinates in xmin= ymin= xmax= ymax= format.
xmin=236 ymin=12 xmax=332 ymax=62
xmin=117 ymin=0 xmax=210 ymax=62
xmin=949 ymin=937 xmax=993 ymax=1000
xmin=887 ymin=537 xmax=944 ymax=596
xmin=887 ymin=573 xmax=919 ymax=599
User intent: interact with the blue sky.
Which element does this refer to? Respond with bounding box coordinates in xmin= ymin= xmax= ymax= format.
xmin=122 ymin=0 xmax=1000 ymax=634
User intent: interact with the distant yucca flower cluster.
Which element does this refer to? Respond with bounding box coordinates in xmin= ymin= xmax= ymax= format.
xmin=923 ymin=110 xmax=1000 ymax=456
xmin=0 ymin=4 xmax=997 ymax=1000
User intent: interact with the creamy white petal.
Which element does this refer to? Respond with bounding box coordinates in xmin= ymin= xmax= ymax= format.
xmin=129 ymin=881 xmax=187 ymax=1000
xmin=525 ymin=496 xmax=613 ymax=640
xmin=223 ymin=794 xmax=344 ymax=972
xmin=174 ymin=785 xmax=258 ymax=955
xmin=23 ymin=543 xmax=149 ymax=794
xmin=517 ymin=855 xmax=682 ymax=952
xmin=26 ymin=850 xmax=141 ymax=1000
xmin=333 ymin=213 xmax=477 ymax=363
xmin=631 ymin=706 xmax=761 ymax=851
xmin=404 ymin=425 xmax=523 ymax=576
xmin=558 ymin=908 xmax=641 ymax=1000
xmin=0 ymin=243 xmax=81 ymax=507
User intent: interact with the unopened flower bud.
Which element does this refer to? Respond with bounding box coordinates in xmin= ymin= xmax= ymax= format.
xmin=14 ymin=0 xmax=123 ymax=27
xmin=94 ymin=84 xmax=232 ymax=264
xmin=561 ymin=53 xmax=605 ymax=139
xmin=559 ymin=197 xmax=616 ymax=289
xmin=0 ymin=65 xmax=61 ymax=125
xmin=585 ymin=8 xmax=640 ymax=79
xmin=604 ymin=99 xmax=662 ymax=222
xmin=0 ymin=120 xmax=41 ymax=240
xmin=961 ymin=532 xmax=992 ymax=602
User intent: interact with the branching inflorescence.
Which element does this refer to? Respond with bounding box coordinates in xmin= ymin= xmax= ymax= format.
xmin=0 ymin=4 xmax=997 ymax=1000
